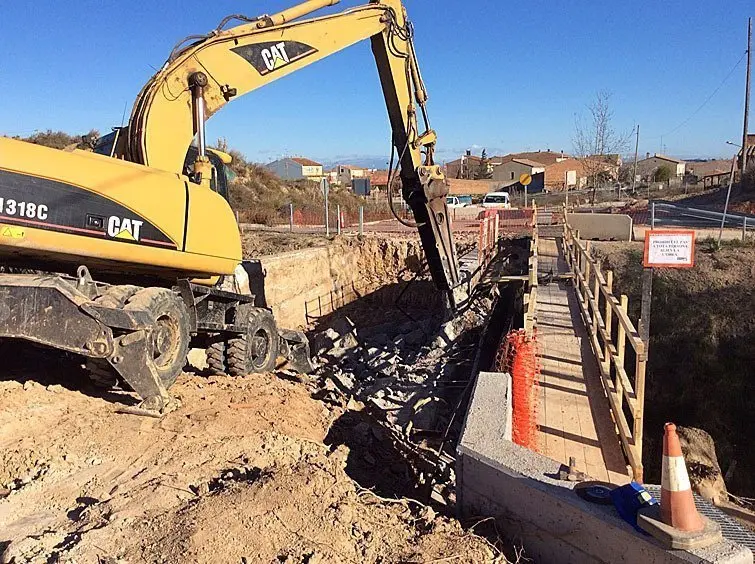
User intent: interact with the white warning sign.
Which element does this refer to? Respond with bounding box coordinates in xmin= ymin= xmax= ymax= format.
xmin=643 ymin=230 xmax=695 ymax=268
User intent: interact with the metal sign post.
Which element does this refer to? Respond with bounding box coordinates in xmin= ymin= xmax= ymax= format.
xmin=520 ymin=173 xmax=532 ymax=208
xmin=321 ymin=178 xmax=330 ymax=236
xmin=718 ymin=156 xmax=738 ymax=248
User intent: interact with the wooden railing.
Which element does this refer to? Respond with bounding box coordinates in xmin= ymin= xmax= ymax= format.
xmin=563 ymin=221 xmax=646 ymax=482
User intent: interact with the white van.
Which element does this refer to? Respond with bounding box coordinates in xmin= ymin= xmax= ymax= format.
xmin=481 ymin=192 xmax=511 ymax=209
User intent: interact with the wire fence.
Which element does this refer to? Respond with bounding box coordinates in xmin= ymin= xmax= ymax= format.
xmin=259 ymin=202 xmax=415 ymax=234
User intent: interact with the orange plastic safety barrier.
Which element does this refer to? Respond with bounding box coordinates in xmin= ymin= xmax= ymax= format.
xmin=495 ymin=329 xmax=540 ymax=451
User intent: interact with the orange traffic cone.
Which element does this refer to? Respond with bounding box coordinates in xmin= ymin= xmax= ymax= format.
xmin=637 ymin=422 xmax=722 ymax=549
xmin=660 ymin=422 xmax=704 ymax=532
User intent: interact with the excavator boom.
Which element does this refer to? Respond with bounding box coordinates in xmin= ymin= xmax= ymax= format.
xmin=121 ymin=0 xmax=460 ymax=294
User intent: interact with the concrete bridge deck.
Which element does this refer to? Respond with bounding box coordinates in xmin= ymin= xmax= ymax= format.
xmin=535 ymin=237 xmax=630 ymax=484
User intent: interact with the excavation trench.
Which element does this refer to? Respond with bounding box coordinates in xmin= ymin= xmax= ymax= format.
xmin=300 ymin=235 xmax=528 ymax=508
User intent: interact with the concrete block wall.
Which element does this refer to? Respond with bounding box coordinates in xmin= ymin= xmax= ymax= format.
xmin=566 ymin=212 xmax=633 ymax=241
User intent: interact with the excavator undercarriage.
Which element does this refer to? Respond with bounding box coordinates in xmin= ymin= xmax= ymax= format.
xmin=0 ymin=266 xmax=312 ymax=414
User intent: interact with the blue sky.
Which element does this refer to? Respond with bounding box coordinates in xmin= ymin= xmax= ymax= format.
xmin=1 ymin=0 xmax=752 ymax=165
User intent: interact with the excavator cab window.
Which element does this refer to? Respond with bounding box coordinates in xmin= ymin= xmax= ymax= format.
xmin=93 ymin=129 xmax=121 ymax=158
xmin=182 ymin=146 xmax=231 ymax=202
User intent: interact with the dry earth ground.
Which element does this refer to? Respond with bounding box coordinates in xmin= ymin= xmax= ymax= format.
xmin=0 ymin=352 xmax=498 ymax=563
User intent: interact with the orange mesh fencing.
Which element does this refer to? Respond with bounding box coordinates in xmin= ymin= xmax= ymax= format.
xmin=495 ymin=329 xmax=540 ymax=451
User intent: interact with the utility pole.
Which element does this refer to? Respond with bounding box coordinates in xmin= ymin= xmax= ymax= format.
xmin=742 ymin=17 xmax=752 ymax=173
xmin=631 ymin=124 xmax=640 ymax=194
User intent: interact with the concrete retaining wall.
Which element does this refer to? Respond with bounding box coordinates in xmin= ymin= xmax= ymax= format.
xmin=456 ymin=369 xmax=752 ymax=564
xmin=566 ymin=213 xmax=633 ymax=241
xmin=255 ymin=238 xmax=423 ymax=330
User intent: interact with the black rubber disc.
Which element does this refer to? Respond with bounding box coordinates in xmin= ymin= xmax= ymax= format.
xmin=574 ymin=480 xmax=617 ymax=505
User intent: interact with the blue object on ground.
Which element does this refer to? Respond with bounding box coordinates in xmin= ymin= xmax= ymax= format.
xmin=611 ymin=481 xmax=658 ymax=533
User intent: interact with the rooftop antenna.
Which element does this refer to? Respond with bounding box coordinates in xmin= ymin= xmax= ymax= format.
xmin=120 ymin=101 xmax=128 ymax=128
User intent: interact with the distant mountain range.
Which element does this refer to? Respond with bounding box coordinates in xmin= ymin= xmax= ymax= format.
xmin=318 ymin=156 xmax=391 ymax=170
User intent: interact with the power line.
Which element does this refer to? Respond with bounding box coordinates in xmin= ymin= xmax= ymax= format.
xmin=648 ymin=51 xmax=747 ymax=140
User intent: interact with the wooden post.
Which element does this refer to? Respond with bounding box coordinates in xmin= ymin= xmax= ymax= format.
xmin=634 ymin=352 xmax=647 ymax=482
xmin=616 ymin=294 xmax=628 ymax=400
xmin=478 ymin=222 xmax=484 ymax=267
xmin=603 ymin=270 xmax=614 ymax=375
xmin=592 ymin=264 xmax=600 ymax=330
xmin=583 ymin=241 xmax=592 ymax=307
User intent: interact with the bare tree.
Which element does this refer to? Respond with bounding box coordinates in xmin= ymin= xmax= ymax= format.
xmin=573 ymin=91 xmax=630 ymax=204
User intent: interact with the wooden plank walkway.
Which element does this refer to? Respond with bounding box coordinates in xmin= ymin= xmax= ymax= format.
xmin=535 ymin=237 xmax=630 ymax=484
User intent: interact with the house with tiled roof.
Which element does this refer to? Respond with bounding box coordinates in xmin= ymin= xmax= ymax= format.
xmin=497 ymin=150 xmax=568 ymax=167
xmin=336 ymin=164 xmax=370 ymax=187
xmin=265 ymin=157 xmax=324 ymax=182
xmin=491 ymin=158 xmax=546 ymax=191
xmin=635 ymin=153 xmax=686 ymax=181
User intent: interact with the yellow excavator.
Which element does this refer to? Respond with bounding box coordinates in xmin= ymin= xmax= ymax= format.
xmin=0 ymin=0 xmax=459 ymax=414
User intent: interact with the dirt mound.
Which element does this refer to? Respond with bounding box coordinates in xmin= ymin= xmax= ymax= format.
xmin=0 ymin=347 xmax=497 ymax=563
xmin=130 ymin=447 xmax=493 ymax=564
xmin=241 ymin=228 xmax=328 ymax=256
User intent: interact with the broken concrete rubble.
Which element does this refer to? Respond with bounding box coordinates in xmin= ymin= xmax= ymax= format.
xmin=309 ymin=285 xmax=495 ymax=503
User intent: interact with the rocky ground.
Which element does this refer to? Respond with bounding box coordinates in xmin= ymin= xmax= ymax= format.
xmin=0 ymin=269 xmax=505 ymax=563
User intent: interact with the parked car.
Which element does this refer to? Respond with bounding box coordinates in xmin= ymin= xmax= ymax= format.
xmin=481 ymin=192 xmax=511 ymax=209
xmin=446 ymin=196 xmax=464 ymax=208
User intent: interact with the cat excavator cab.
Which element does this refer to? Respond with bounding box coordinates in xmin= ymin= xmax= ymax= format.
xmin=0 ymin=0 xmax=460 ymax=414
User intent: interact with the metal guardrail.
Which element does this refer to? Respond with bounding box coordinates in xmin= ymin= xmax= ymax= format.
xmin=650 ymin=201 xmax=755 ymax=230
xmin=563 ymin=220 xmax=646 ymax=482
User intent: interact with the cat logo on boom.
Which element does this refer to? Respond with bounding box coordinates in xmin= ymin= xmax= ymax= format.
xmin=261 ymin=42 xmax=290 ymax=71
xmin=107 ymin=216 xmax=143 ymax=242
xmin=231 ymin=40 xmax=317 ymax=76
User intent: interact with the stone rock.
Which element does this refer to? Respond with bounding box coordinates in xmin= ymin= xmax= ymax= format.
xmin=439 ymin=321 xmax=457 ymax=344
xmin=330 ymin=316 xmax=359 ymax=348
xmin=330 ymin=371 xmax=356 ymax=392
xmin=677 ymin=426 xmax=728 ymax=506
xmin=313 ymin=328 xmax=341 ymax=355
xmin=346 ymin=397 xmax=365 ymax=412
xmin=314 ymin=317 xmax=359 ymax=356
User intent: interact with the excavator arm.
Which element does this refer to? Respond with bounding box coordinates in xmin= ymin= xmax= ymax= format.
xmin=118 ymin=0 xmax=460 ymax=296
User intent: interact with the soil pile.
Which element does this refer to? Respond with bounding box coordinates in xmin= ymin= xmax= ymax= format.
xmin=0 ymin=347 xmax=499 ymax=563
